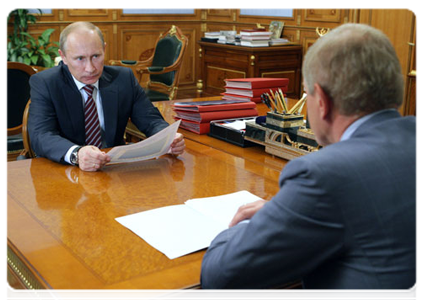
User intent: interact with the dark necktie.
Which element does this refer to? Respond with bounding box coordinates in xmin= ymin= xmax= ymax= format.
xmin=83 ymin=85 xmax=102 ymax=148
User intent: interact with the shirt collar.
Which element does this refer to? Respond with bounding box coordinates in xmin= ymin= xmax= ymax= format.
xmin=340 ymin=109 xmax=395 ymax=141
xmin=71 ymin=75 xmax=99 ymax=91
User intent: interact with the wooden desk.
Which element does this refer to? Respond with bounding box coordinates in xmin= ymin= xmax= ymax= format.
xmin=7 ymin=139 xmax=282 ymax=289
xmin=126 ymin=96 xmax=305 ymax=172
xmin=198 ymin=42 xmax=303 ymax=98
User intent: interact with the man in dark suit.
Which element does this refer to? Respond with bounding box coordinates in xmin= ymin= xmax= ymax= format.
xmin=201 ymin=24 xmax=416 ymax=289
xmin=29 ymin=22 xmax=185 ymax=171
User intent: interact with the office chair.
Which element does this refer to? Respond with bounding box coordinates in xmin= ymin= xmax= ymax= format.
xmin=109 ymin=25 xmax=188 ymax=101
xmin=7 ymin=62 xmax=36 ymax=159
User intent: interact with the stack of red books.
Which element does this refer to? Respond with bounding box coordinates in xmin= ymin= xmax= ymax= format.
xmin=222 ymin=78 xmax=289 ymax=103
xmin=172 ymin=100 xmax=258 ymax=134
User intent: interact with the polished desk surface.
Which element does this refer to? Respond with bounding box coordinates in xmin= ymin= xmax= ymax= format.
xmin=7 ymin=139 xmax=282 ymax=289
xmin=128 ymin=96 xmax=306 ymax=173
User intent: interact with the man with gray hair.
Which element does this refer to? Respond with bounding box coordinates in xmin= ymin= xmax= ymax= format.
xmin=29 ymin=22 xmax=185 ymax=171
xmin=201 ymin=23 xmax=415 ymax=289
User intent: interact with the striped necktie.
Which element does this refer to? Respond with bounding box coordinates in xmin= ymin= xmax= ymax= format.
xmin=83 ymin=85 xmax=102 ymax=148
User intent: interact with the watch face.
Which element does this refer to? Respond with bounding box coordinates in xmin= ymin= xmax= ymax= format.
xmin=71 ymin=150 xmax=78 ymax=165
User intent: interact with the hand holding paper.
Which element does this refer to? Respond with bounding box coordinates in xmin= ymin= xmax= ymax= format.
xmin=107 ymin=120 xmax=181 ymax=164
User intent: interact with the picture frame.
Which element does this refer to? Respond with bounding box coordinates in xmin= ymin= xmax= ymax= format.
xmin=269 ymin=21 xmax=284 ymax=39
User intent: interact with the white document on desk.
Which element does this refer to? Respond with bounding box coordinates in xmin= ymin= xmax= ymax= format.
xmin=115 ymin=190 xmax=262 ymax=259
xmin=107 ymin=119 xmax=180 ymax=164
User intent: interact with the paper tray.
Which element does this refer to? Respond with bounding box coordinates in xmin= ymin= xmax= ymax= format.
xmin=208 ymin=117 xmax=257 ymax=147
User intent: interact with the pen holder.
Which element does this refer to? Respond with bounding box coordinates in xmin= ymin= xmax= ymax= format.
xmin=265 ymin=112 xmax=304 ymax=132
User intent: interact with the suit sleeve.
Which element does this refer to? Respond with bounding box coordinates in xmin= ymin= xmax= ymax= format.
xmin=200 ymin=157 xmax=345 ymax=288
xmin=127 ymin=70 xmax=169 ymax=136
xmin=28 ymin=74 xmax=75 ymax=163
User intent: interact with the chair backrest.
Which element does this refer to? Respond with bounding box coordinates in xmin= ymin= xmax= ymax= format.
xmin=21 ymin=100 xmax=35 ymax=158
xmin=150 ymin=34 xmax=183 ymax=86
xmin=8 ymin=62 xmax=36 ymax=136
xmin=149 ymin=25 xmax=187 ymax=88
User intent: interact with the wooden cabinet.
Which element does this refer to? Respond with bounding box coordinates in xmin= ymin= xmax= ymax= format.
xmin=198 ymin=42 xmax=303 ymax=98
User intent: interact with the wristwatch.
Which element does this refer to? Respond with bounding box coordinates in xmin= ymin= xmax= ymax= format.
xmin=70 ymin=146 xmax=82 ymax=166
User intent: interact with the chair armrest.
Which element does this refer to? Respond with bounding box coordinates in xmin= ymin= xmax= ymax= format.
xmin=109 ymin=60 xmax=137 ymax=66
xmin=137 ymin=63 xmax=180 ymax=75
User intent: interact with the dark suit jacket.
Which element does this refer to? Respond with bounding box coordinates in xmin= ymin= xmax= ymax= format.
xmin=29 ymin=64 xmax=169 ymax=163
xmin=201 ymin=110 xmax=416 ymax=289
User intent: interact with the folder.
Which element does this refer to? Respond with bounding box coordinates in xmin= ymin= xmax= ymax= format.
xmin=172 ymin=100 xmax=256 ymax=112
xmin=173 ymin=108 xmax=258 ymax=123
xmin=174 ymin=117 xmax=210 ymax=134
xmin=225 ymin=78 xmax=289 ymax=89
xmin=224 ymin=86 xmax=288 ymax=97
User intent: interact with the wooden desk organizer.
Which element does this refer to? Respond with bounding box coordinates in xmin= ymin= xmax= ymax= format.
xmin=245 ymin=111 xmax=321 ymax=160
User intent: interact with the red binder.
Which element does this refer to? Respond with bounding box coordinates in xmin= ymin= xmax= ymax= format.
xmin=174 ymin=117 xmax=210 ymax=134
xmin=225 ymin=78 xmax=289 ymax=89
xmin=173 ymin=108 xmax=258 ymax=123
xmin=224 ymin=86 xmax=288 ymax=97
xmin=221 ymin=93 xmax=262 ymax=103
xmin=172 ymin=100 xmax=256 ymax=112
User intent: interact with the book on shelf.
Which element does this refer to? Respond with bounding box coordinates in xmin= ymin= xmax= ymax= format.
xmin=241 ymin=35 xmax=272 ymax=41
xmin=173 ymin=108 xmax=258 ymax=123
xmin=174 ymin=117 xmax=211 ymax=134
xmin=240 ymin=40 xmax=269 ymax=47
xmin=224 ymin=87 xmax=287 ymax=97
xmin=221 ymin=93 xmax=262 ymax=103
xmin=204 ymin=31 xmax=220 ymax=38
xmin=225 ymin=78 xmax=289 ymax=89
xmin=240 ymin=30 xmax=272 ymax=36
xmin=269 ymin=38 xmax=290 ymax=46
xmin=201 ymin=37 xmax=218 ymax=43
xmin=172 ymin=100 xmax=255 ymax=112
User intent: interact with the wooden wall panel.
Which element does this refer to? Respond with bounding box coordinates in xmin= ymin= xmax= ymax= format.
xmin=357 ymin=9 xmax=416 ymax=116
xmin=63 ymin=9 xmax=113 ymax=21
xmin=304 ymin=9 xmax=342 ymax=23
xmin=7 ymin=8 xmax=416 ymax=112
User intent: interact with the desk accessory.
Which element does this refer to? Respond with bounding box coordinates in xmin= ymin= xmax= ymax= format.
xmin=245 ymin=93 xmax=321 ymax=160
xmin=208 ymin=117 xmax=257 ymax=147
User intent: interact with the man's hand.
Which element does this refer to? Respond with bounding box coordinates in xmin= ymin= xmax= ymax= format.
xmin=229 ymin=199 xmax=267 ymax=227
xmin=78 ymin=146 xmax=111 ymax=171
xmin=169 ymin=133 xmax=185 ymax=155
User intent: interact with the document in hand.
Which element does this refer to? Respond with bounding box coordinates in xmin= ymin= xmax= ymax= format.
xmin=107 ymin=120 xmax=181 ymax=164
xmin=115 ymin=190 xmax=262 ymax=259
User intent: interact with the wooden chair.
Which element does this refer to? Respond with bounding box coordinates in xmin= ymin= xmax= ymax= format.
xmin=109 ymin=25 xmax=188 ymax=101
xmin=15 ymin=100 xmax=35 ymax=159
xmin=7 ymin=62 xmax=36 ymax=159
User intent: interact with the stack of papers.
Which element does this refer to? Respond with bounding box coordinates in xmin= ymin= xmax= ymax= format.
xmin=115 ymin=190 xmax=262 ymax=259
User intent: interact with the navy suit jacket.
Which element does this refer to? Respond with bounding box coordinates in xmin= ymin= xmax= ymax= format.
xmin=201 ymin=110 xmax=416 ymax=289
xmin=29 ymin=64 xmax=168 ymax=163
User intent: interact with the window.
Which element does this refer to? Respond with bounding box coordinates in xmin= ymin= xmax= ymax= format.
xmin=240 ymin=9 xmax=293 ymax=18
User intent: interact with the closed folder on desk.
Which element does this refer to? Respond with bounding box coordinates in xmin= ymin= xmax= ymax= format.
xmin=173 ymin=108 xmax=258 ymax=123
xmin=174 ymin=117 xmax=210 ymax=134
xmin=172 ymin=100 xmax=256 ymax=112
xmin=225 ymin=77 xmax=289 ymax=89
xmin=224 ymin=87 xmax=287 ymax=97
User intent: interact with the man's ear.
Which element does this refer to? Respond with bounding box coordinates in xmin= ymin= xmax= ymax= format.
xmin=58 ymin=49 xmax=67 ymax=65
xmin=314 ymin=84 xmax=332 ymax=120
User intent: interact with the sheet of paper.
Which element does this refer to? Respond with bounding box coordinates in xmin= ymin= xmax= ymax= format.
xmin=115 ymin=205 xmax=226 ymax=260
xmin=107 ymin=120 xmax=180 ymax=164
xmin=184 ymin=190 xmax=262 ymax=227
xmin=115 ymin=190 xmax=262 ymax=259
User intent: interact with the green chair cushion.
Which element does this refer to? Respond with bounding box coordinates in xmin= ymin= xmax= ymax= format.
xmin=8 ymin=134 xmax=23 ymax=151
xmin=145 ymin=89 xmax=171 ymax=101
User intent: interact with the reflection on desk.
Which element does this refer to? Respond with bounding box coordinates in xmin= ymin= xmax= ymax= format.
xmin=8 ymin=139 xmax=280 ymax=289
